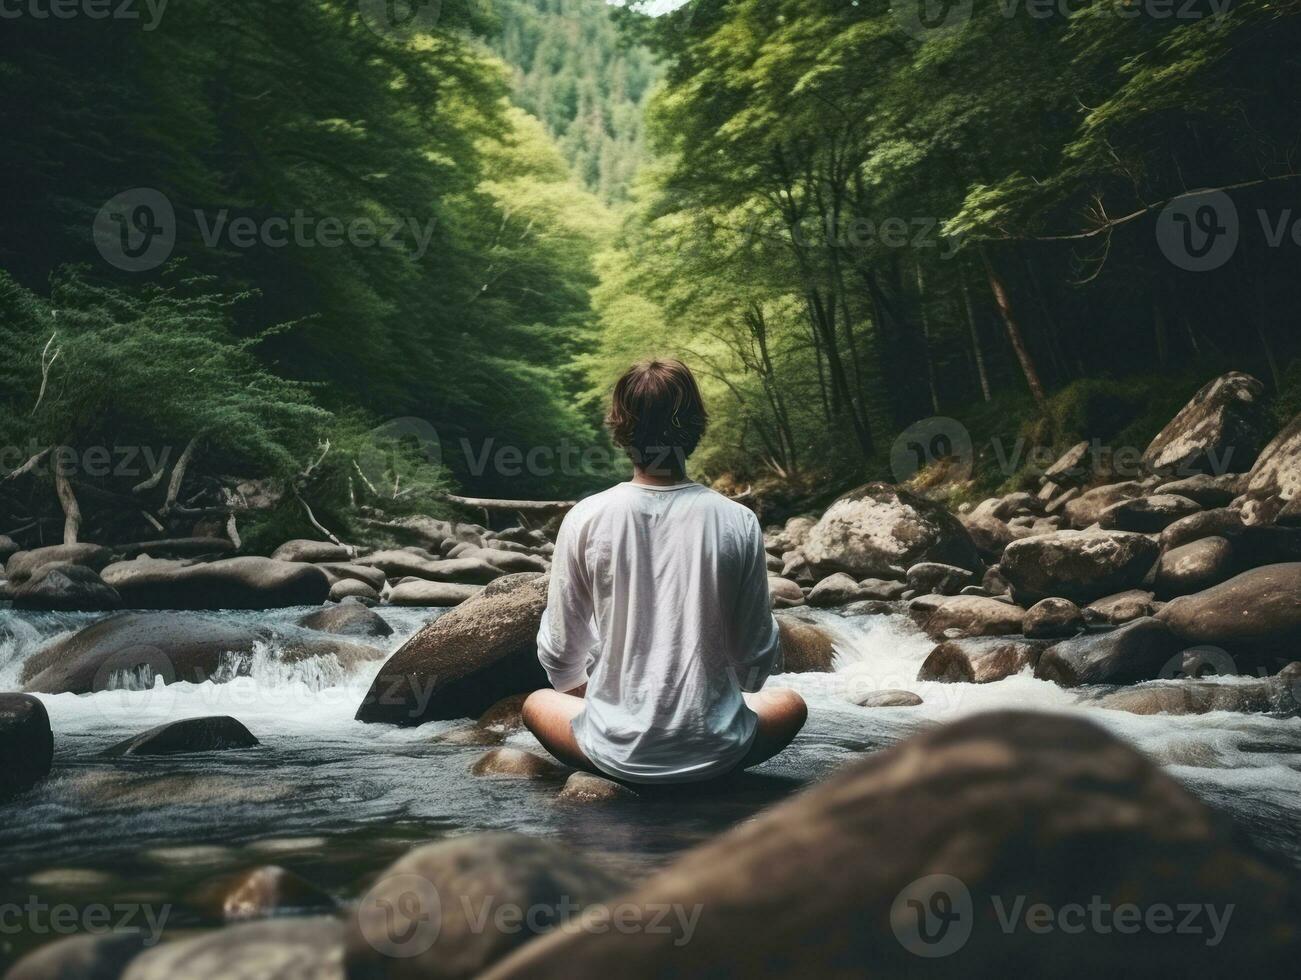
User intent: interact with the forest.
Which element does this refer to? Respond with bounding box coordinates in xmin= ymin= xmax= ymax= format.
xmin=2 ymin=0 xmax=1300 ymax=549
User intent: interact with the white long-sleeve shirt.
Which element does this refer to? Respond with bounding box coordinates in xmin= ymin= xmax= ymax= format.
xmin=536 ymin=480 xmax=782 ymax=783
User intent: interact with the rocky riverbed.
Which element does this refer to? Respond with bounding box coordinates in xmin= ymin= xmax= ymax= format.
xmin=2 ymin=370 xmax=1301 ymax=975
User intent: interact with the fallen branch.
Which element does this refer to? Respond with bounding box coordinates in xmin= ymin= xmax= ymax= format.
xmin=4 ymin=446 xmax=51 ymax=481
xmin=163 ymin=435 xmax=201 ymax=514
xmin=440 ymin=493 xmax=577 ymax=516
xmin=295 ymin=488 xmax=346 ymax=550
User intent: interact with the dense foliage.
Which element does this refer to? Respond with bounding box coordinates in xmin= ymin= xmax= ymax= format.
xmin=600 ymin=0 xmax=1301 ymax=498
xmin=0 ymin=0 xmax=640 ymax=546
xmin=488 ymin=0 xmax=660 ymax=201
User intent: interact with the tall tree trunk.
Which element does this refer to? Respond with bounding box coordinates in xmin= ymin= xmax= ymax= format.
xmin=914 ymin=260 xmax=941 ymax=414
xmin=53 ymin=463 xmax=80 ymax=544
xmin=981 ymin=246 xmax=1047 ymax=407
xmin=960 ymin=271 xmax=992 ymax=402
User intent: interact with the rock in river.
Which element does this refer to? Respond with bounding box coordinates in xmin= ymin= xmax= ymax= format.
xmin=11 ymin=563 xmax=120 ymax=611
xmin=101 ymin=556 xmax=329 ymax=609
xmin=190 ymin=864 xmax=336 ymax=923
xmin=5 ymin=542 xmax=112 ymax=582
xmin=1092 ymin=663 xmax=1301 ymax=716
xmin=0 ymin=693 xmax=54 ymax=802
xmin=345 ymin=832 xmax=627 ymax=980
xmin=270 ymin=538 xmax=352 ymax=563
xmin=21 ymin=612 xmax=385 ymax=695
xmin=102 ymin=716 xmax=259 ymax=757
xmin=480 ymin=711 xmax=1301 ymax=979
xmin=918 ymin=637 xmax=1048 ymax=683
xmin=923 ymin=596 xmax=1026 ymax=639
xmin=800 ymin=483 xmax=981 ymax=579
xmin=1000 ymin=529 xmax=1159 ymax=605
xmin=1157 ymin=563 xmax=1301 ymax=661
xmin=297 ymin=600 xmax=393 ymax=638
xmin=355 ymin=575 xmax=549 ymax=725
xmin=1034 ymin=617 xmax=1186 ymax=688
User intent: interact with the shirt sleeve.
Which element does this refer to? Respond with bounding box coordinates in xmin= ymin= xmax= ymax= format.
xmin=730 ymin=511 xmax=782 ymax=693
xmin=535 ymin=511 xmax=597 ymax=692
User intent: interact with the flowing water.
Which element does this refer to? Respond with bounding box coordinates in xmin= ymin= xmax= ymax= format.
xmin=2 ymin=604 xmax=1300 ymax=963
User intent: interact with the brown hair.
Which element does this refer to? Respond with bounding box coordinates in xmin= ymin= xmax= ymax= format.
xmin=605 ymin=359 xmax=708 ymax=477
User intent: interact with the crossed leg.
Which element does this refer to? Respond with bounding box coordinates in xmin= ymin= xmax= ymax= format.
xmin=521 ymin=687 xmax=808 ymax=779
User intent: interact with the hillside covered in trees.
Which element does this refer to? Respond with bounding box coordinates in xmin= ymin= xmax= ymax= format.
xmin=594 ymin=0 xmax=1301 ymax=504
xmin=2 ymin=0 xmax=1301 ymax=552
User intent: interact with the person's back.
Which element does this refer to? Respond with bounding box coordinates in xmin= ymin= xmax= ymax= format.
xmin=522 ymin=358 xmax=807 ymax=785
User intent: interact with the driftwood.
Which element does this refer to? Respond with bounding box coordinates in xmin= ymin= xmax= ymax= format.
xmin=441 ymin=493 xmax=576 ymax=516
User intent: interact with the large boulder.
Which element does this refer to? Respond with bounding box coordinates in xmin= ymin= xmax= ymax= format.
xmin=1160 ymin=507 xmax=1245 ymax=550
xmin=460 ymin=546 xmax=549 ymax=574
xmin=329 ymin=578 xmax=380 ymax=603
xmin=11 ymin=563 xmax=120 ymax=611
xmin=1093 ymin=663 xmax=1301 ymax=716
xmin=356 ymin=576 xmax=549 ymax=725
xmin=0 ymin=694 xmax=54 ymax=802
xmin=1157 ymin=563 xmax=1301 ymax=662
xmin=387 ymin=580 xmax=483 ymax=607
xmin=1035 ymin=617 xmax=1186 ymax=687
xmin=357 ymin=550 xmax=503 ymax=584
xmin=0 ymin=533 xmax=20 ymax=561
xmin=481 ymin=711 xmax=1301 ymax=979
xmin=103 ymin=716 xmax=259 ymax=757
xmin=1241 ymin=411 xmax=1301 ymax=511
xmin=806 ymin=573 xmax=866 ymax=607
xmin=1141 ymin=371 xmax=1270 ymax=475
xmin=315 ymin=562 xmax=388 ymax=591
xmin=917 ymin=637 xmax=1048 ymax=683
xmin=1000 ymin=530 xmax=1159 ymax=605
xmin=767 ymin=576 xmax=805 ymax=609
xmin=123 ymin=916 xmax=341 ymax=980
xmin=345 ymin=833 xmax=627 ymax=980
xmin=21 ymin=612 xmax=384 ymax=695
xmin=1154 ymin=536 xmax=1235 ymax=598
xmin=905 ymin=562 xmax=977 ymax=596
xmin=1062 ymin=481 xmax=1145 ymax=528
xmin=6 ymin=542 xmax=112 ymax=582
xmin=1042 ymin=439 xmax=1095 ymax=488
xmin=1098 ymin=494 xmax=1201 ymax=532
xmin=959 ymin=512 xmax=1029 ymax=561
xmin=1084 ymin=589 xmax=1157 ymax=625
xmin=270 ymin=539 xmax=351 ymax=563
xmin=1154 ymin=473 xmax=1243 ymax=508
xmin=923 ymin=596 xmax=1025 ymax=639
xmin=298 ymin=601 xmax=392 ymax=638
xmin=5 ymin=932 xmax=151 ymax=980
xmin=102 ymin=556 xmax=329 ymax=609
xmin=776 ymin=616 xmax=837 ymax=672
xmin=800 ymin=483 xmax=980 ymax=579
xmin=1023 ymin=597 xmax=1084 ymax=639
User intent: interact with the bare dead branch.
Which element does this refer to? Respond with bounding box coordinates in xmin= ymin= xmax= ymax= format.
xmin=164 ymin=435 xmax=201 ymax=513
xmin=4 ymin=446 xmax=51 ymax=481
xmin=31 ymin=334 xmax=62 ymax=416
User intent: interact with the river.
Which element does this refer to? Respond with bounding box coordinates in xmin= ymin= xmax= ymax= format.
xmin=2 ymin=604 xmax=1300 ymax=962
